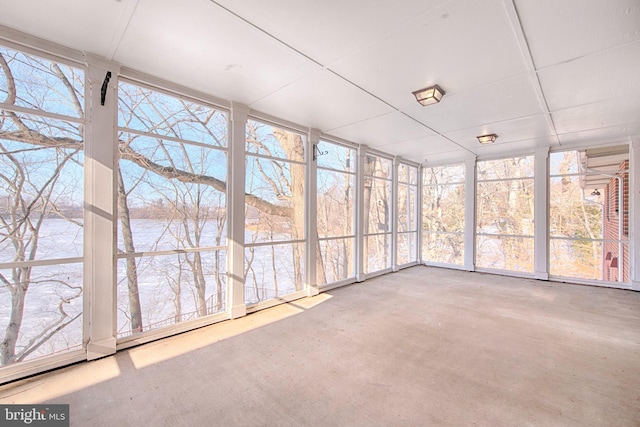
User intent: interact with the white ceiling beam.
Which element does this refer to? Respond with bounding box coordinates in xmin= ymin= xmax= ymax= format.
xmin=501 ymin=0 xmax=559 ymax=146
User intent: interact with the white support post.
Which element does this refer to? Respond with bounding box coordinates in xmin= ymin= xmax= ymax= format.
xmin=307 ymin=129 xmax=320 ymax=296
xmin=463 ymin=157 xmax=477 ymax=271
xmin=417 ymin=164 xmax=423 ymax=263
xmin=534 ymin=146 xmax=550 ymax=280
xmin=228 ymin=102 xmax=249 ymax=318
xmin=356 ymin=145 xmax=367 ymax=281
xmin=630 ymin=140 xmax=640 ymax=291
xmin=392 ymin=157 xmax=400 ymax=272
xmin=84 ymin=55 xmax=119 ymax=360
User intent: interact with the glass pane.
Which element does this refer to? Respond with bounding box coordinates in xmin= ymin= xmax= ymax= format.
xmin=397 ymin=232 xmax=417 ymax=265
xmin=365 ymin=234 xmax=391 ymax=273
xmin=398 ymin=164 xmax=418 ymax=184
xmin=365 ymin=177 xmax=391 ymax=234
xmin=119 ymin=82 xmax=227 ymax=147
xmin=0 ymin=142 xmax=83 ymax=262
xmin=477 ymin=179 xmax=534 ymax=236
xmin=397 ymin=183 xmax=417 ymax=232
xmin=244 ymin=243 xmax=305 ymax=304
xmin=422 ymin=232 xmax=464 ymax=265
xmin=316 ymin=140 xmax=355 ymax=172
xmin=0 ymin=46 xmax=84 ymax=118
xmin=117 ymin=252 xmax=227 ymax=338
xmin=317 ymin=169 xmax=355 ymax=239
xmin=477 ymin=156 xmax=534 ymax=180
xmin=549 ymin=176 xmax=603 ymax=239
xmin=318 ymin=237 xmax=355 ymax=285
xmin=550 ymin=239 xmax=603 ymax=280
xmin=422 ymin=183 xmax=465 ymax=233
xmin=0 ymin=263 xmax=83 ymax=365
xmin=476 ymin=235 xmax=534 ymax=272
xmin=364 ymin=155 xmax=392 ymax=179
xmin=550 ymin=150 xmax=581 ymax=176
xmin=423 ymin=164 xmax=464 ymax=185
xmin=246 ymin=120 xmax=305 ymax=161
xmin=246 ymin=155 xmax=304 ymax=244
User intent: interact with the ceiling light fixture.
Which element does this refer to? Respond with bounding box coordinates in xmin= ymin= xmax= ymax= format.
xmin=591 ymin=189 xmax=601 ymax=196
xmin=477 ymin=133 xmax=497 ymax=144
xmin=412 ymin=84 xmax=445 ymax=106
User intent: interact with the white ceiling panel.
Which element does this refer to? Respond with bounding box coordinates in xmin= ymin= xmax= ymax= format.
xmin=538 ymin=40 xmax=640 ymax=111
xmin=0 ymin=0 xmax=130 ymax=57
xmin=409 ymin=74 xmax=544 ymax=134
xmin=377 ymin=135 xmax=467 ymax=160
xmin=552 ymin=96 xmax=640 ymax=135
xmin=472 ymin=136 xmax=559 ymax=159
xmin=558 ymin=122 xmax=640 ymax=146
xmin=409 ymin=149 xmax=471 ymax=166
xmin=114 ymin=0 xmax=320 ymax=105
xmin=328 ymin=112 xmax=436 ymax=148
xmin=330 ymin=0 xmax=528 ymax=109
xmin=212 ymin=0 xmax=449 ymax=65
xmin=516 ymin=0 xmax=640 ymax=68
xmin=249 ymin=69 xmax=393 ymax=131
xmin=444 ymin=114 xmax=555 ymax=149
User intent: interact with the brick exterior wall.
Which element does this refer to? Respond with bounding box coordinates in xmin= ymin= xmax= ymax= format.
xmin=603 ymin=160 xmax=629 ymax=282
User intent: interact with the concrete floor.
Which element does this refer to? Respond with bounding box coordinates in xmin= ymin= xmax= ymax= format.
xmin=1 ymin=266 xmax=640 ymax=426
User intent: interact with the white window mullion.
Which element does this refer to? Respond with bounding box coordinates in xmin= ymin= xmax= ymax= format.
xmin=307 ymin=129 xmax=320 ymax=296
xmin=464 ymin=157 xmax=476 ymax=271
xmin=356 ymin=145 xmax=367 ymax=282
xmin=392 ymin=157 xmax=399 ymax=271
xmin=84 ymin=54 xmax=120 ymax=360
xmin=534 ymin=146 xmax=550 ymax=280
xmin=228 ymin=102 xmax=249 ymax=318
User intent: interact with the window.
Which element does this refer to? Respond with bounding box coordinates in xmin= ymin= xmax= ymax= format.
xmin=316 ymin=140 xmax=356 ymax=285
xmin=549 ymin=149 xmax=629 ymax=282
xmin=476 ymin=156 xmax=534 ymax=273
xmin=422 ymin=164 xmax=465 ymax=266
xmin=0 ymin=46 xmax=84 ymax=365
xmin=117 ymin=81 xmax=228 ymax=338
xmin=245 ymin=120 xmax=306 ymax=303
xmin=363 ymin=154 xmax=392 ymax=273
xmin=397 ymin=163 xmax=418 ymax=265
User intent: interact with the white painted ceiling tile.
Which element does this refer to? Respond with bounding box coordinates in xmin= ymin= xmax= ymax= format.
xmin=552 ymin=96 xmax=640 ymax=135
xmin=376 ymin=135 xmax=466 ymax=159
xmin=0 ymin=0 xmax=130 ymax=57
xmin=538 ymin=41 xmax=640 ymax=111
xmin=558 ymin=123 xmax=640 ymax=146
xmin=409 ymin=74 xmax=544 ymax=134
xmin=212 ymin=0 xmax=449 ymax=65
xmin=516 ymin=0 xmax=640 ymax=68
xmin=328 ymin=112 xmax=435 ymax=147
xmin=330 ymin=0 xmax=528 ymax=109
xmin=409 ymin=149 xmax=471 ymax=166
xmin=444 ymin=115 xmax=556 ymax=149
xmin=115 ymin=0 xmax=320 ymax=105
xmin=249 ymin=69 xmax=394 ymax=131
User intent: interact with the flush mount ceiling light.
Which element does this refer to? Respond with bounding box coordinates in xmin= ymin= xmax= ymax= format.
xmin=477 ymin=133 xmax=497 ymax=144
xmin=412 ymin=84 xmax=445 ymax=106
xmin=591 ymin=189 xmax=601 ymax=196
